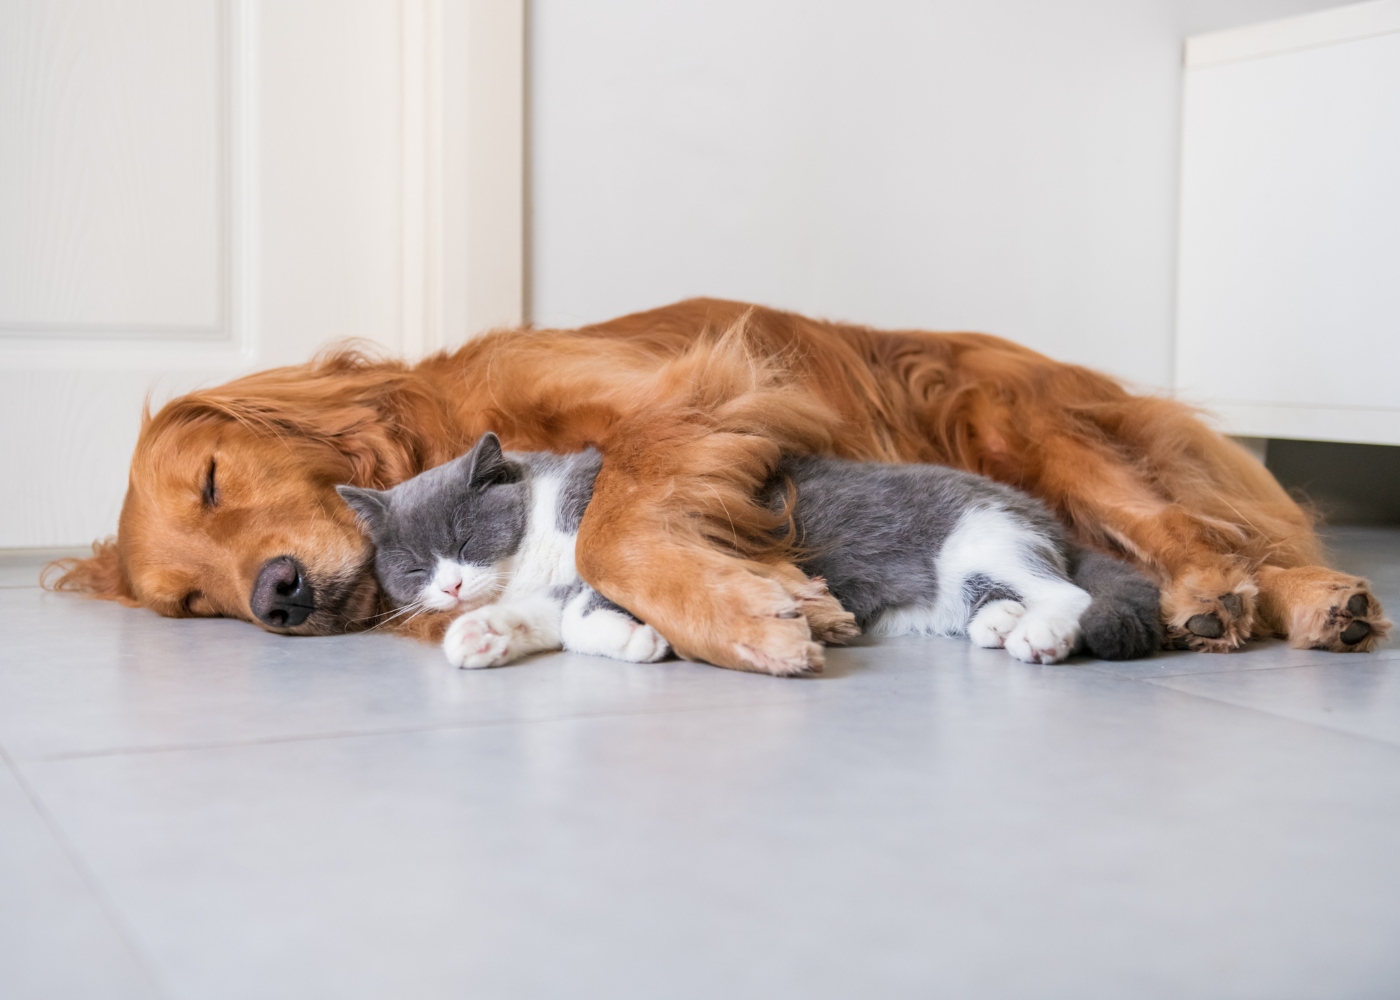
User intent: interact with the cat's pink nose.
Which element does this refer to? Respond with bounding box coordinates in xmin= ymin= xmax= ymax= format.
xmin=444 ymin=581 xmax=461 ymax=599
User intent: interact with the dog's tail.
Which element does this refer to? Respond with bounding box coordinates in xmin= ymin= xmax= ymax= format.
xmin=1070 ymin=547 xmax=1163 ymax=660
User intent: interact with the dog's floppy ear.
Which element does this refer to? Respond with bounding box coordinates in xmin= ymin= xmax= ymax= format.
xmin=42 ymin=538 xmax=138 ymax=605
xmin=149 ymin=347 xmax=453 ymax=490
xmin=336 ymin=485 xmax=391 ymax=534
xmin=460 ymin=432 xmax=516 ymax=489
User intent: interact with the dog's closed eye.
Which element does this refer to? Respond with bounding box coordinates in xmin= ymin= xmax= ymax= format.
xmin=202 ymin=457 xmax=219 ymax=508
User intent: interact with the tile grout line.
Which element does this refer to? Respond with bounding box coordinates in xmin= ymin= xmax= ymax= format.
xmin=1124 ymin=675 xmax=1400 ymax=754
xmin=0 ymin=740 xmax=174 ymax=1000
xmin=24 ymin=696 xmax=819 ymax=764
xmin=1081 ymin=651 xmax=1400 ymax=682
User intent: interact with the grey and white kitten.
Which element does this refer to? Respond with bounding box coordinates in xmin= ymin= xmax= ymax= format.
xmin=339 ymin=433 xmax=1161 ymax=668
xmin=336 ymin=434 xmax=669 ymax=668
xmin=772 ymin=455 xmax=1161 ymax=663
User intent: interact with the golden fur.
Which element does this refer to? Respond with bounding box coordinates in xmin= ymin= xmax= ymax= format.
xmin=48 ymin=298 xmax=1390 ymax=673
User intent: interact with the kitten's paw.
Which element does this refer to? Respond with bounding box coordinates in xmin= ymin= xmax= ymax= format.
xmin=968 ymin=600 xmax=1026 ymax=648
xmin=618 ymin=622 xmax=671 ymax=663
xmin=565 ymin=607 xmax=671 ymax=663
xmin=1005 ymin=613 xmax=1081 ymax=664
xmin=443 ymin=606 xmax=526 ymax=668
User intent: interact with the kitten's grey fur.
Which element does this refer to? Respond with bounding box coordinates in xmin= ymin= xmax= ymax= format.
xmin=338 ymin=433 xmax=1161 ymax=669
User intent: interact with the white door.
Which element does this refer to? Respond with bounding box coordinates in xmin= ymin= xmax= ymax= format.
xmin=0 ymin=0 xmax=523 ymax=548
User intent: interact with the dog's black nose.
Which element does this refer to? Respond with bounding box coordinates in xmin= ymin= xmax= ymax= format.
xmin=250 ymin=556 xmax=315 ymax=628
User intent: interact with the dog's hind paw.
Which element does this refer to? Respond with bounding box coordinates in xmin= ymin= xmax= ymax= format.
xmin=1163 ymin=567 xmax=1257 ymax=653
xmin=1257 ymin=566 xmax=1392 ymax=652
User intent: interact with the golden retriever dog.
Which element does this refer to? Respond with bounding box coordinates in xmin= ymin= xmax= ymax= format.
xmin=48 ymin=299 xmax=1390 ymax=674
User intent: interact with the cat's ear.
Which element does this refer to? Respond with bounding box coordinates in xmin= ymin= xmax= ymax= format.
xmin=335 ymin=484 xmax=390 ymax=533
xmin=463 ymin=432 xmax=516 ymax=489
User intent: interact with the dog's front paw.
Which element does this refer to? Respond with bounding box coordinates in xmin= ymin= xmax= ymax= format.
xmin=1005 ymin=613 xmax=1080 ymax=664
xmin=443 ymin=606 xmax=525 ymax=668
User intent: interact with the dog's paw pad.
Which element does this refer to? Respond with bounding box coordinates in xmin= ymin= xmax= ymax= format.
xmin=1186 ymin=612 xmax=1224 ymax=639
xmin=1339 ymin=620 xmax=1372 ymax=645
xmin=1310 ymin=584 xmax=1391 ymax=651
xmin=1164 ymin=581 xmax=1257 ymax=654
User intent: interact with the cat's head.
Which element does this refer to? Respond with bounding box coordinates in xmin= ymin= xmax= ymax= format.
xmin=335 ymin=432 xmax=529 ymax=612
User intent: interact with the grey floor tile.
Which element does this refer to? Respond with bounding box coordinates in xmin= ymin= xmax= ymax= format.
xmin=1144 ymin=659 xmax=1400 ymax=746
xmin=4 ymin=528 xmax=1399 ymax=998
xmin=1326 ymin=526 xmax=1400 ymax=605
xmin=0 ymin=755 xmax=160 ymax=1000
xmin=1083 ymin=638 xmax=1399 ymax=680
xmin=17 ymin=658 xmax=1400 ymax=1000
xmin=0 ymin=590 xmax=815 ymax=761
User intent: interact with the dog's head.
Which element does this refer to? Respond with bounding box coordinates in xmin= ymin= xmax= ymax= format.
xmin=47 ymin=350 xmax=466 ymax=635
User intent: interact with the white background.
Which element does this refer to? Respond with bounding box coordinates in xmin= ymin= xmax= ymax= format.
xmin=528 ymin=0 xmax=1347 ymax=391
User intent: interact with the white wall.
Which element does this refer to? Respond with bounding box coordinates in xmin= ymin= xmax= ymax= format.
xmin=527 ymin=0 xmax=1350 ymax=391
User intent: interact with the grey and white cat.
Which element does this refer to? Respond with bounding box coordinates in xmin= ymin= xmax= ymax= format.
xmin=338 ymin=433 xmax=1162 ymax=669
xmin=336 ymin=435 xmax=668 ymax=668
xmin=773 ymin=455 xmax=1161 ymax=663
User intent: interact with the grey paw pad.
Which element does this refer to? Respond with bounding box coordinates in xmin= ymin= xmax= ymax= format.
xmin=1219 ymin=593 xmax=1245 ymax=618
xmin=1340 ymin=620 xmax=1372 ymax=645
xmin=1186 ymin=612 xmax=1225 ymax=639
xmin=1346 ymin=593 xmax=1370 ymax=617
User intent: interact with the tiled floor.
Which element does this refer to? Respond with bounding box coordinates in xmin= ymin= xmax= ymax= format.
xmin=3 ymin=532 xmax=1399 ymax=1000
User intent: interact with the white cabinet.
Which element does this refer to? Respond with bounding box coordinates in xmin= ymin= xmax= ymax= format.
xmin=1176 ymin=0 xmax=1400 ymax=445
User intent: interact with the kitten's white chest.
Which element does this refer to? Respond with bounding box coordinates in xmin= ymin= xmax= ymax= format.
xmin=501 ymin=474 xmax=579 ymax=597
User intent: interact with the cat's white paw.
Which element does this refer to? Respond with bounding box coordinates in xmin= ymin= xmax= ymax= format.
xmin=968 ymin=599 xmax=1026 ymax=648
xmin=1004 ymin=612 xmax=1081 ymax=664
xmin=618 ymin=622 xmax=670 ymax=663
xmin=563 ymin=606 xmax=671 ymax=663
xmin=443 ymin=605 xmax=527 ymax=668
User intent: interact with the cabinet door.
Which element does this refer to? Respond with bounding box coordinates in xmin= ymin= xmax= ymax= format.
xmin=0 ymin=0 xmax=522 ymax=547
xmin=1176 ymin=1 xmax=1400 ymax=445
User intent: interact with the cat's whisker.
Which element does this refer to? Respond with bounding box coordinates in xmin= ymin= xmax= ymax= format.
xmin=354 ymin=601 xmax=419 ymax=625
xmin=356 ymin=597 xmax=431 ymax=632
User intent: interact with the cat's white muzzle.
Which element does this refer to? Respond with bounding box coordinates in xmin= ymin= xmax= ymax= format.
xmin=424 ymin=557 xmax=503 ymax=612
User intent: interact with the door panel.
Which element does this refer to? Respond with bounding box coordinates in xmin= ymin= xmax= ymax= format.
xmin=0 ymin=0 xmax=523 ymax=547
xmin=0 ymin=0 xmax=224 ymax=335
